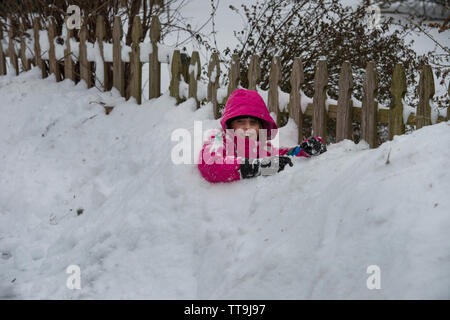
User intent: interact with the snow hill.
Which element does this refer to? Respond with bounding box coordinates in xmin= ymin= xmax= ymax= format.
xmin=0 ymin=68 xmax=449 ymax=299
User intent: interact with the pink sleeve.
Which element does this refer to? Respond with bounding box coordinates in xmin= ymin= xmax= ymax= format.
xmin=198 ymin=140 xmax=242 ymax=183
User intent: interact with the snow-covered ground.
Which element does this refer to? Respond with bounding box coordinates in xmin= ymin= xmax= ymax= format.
xmin=1 ymin=68 xmax=449 ymax=299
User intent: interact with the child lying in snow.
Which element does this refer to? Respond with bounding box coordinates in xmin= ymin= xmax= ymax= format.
xmin=198 ymin=88 xmax=326 ymax=183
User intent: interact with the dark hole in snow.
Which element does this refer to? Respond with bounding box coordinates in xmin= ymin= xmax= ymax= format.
xmin=104 ymin=106 xmax=114 ymax=115
xmin=77 ymin=208 xmax=84 ymax=216
xmin=2 ymin=252 xmax=12 ymax=260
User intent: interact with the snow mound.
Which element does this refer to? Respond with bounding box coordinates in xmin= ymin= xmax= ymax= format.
xmin=0 ymin=68 xmax=449 ymax=299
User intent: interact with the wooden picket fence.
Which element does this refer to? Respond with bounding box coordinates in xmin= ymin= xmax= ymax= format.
xmin=0 ymin=15 xmax=448 ymax=148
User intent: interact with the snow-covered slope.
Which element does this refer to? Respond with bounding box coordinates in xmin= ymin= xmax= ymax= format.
xmin=0 ymin=69 xmax=449 ymax=299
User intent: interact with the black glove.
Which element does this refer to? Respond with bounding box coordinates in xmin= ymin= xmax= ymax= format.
xmin=239 ymin=156 xmax=293 ymax=179
xmin=300 ymin=137 xmax=327 ymax=156
xmin=239 ymin=158 xmax=261 ymax=179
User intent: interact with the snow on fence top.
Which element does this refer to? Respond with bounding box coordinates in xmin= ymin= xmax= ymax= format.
xmin=0 ymin=15 xmax=448 ymax=148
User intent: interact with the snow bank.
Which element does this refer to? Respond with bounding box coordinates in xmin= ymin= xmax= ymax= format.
xmin=0 ymin=68 xmax=449 ymax=299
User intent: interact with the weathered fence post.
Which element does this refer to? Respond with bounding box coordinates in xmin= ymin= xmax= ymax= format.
xmin=336 ymin=61 xmax=353 ymax=142
xmin=189 ymin=51 xmax=201 ymax=108
xmin=150 ymin=0 xmax=164 ymax=6
xmin=169 ymin=49 xmax=182 ymax=103
xmin=0 ymin=23 xmax=8 ymax=75
xmin=149 ymin=15 xmax=161 ymax=99
xmin=289 ymin=57 xmax=305 ymax=144
xmin=227 ymin=53 xmax=240 ymax=97
xmin=33 ymin=18 xmax=47 ymax=79
xmin=96 ymin=15 xmax=110 ymax=91
xmin=8 ymin=28 xmax=19 ymax=75
xmin=448 ymin=83 xmax=450 ymax=121
xmin=79 ymin=25 xmax=92 ymax=87
xmin=416 ymin=65 xmax=434 ymax=129
xmin=361 ymin=62 xmax=378 ymax=148
xmin=312 ymin=59 xmax=328 ymax=142
xmin=248 ymin=54 xmax=261 ymax=91
xmin=64 ymin=23 xmax=75 ymax=82
xmin=19 ymin=38 xmax=30 ymax=72
xmin=113 ymin=17 xmax=125 ymax=96
xmin=207 ymin=52 xmax=221 ymax=119
xmin=19 ymin=28 xmax=31 ymax=72
xmin=47 ymin=19 xmax=61 ymax=81
xmin=268 ymin=56 xmax=281 ymax=126
xmin=128 ymin=16 xmax=143 ymax=104
xmin=389 ymin=64 xmax=406 ymax=140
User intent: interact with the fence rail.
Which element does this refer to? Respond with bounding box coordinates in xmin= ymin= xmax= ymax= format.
xmin=0 ymin=15 xmax=448 ymax=148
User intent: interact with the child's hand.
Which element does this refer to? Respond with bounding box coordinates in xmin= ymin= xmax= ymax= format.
xmin=300 ymin=137 xmax=327 ymax=156
xmin=260 ymin=156 xmax=293 ymax=175
xmin=239 ymin=156 xmax=293 ymax=179
xmin=239 ymin=158 xmax=261 ymax=179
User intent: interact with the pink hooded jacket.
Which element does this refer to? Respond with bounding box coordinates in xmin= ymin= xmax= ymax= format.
xmin=198 ymin=88 xmax=315 ymax=183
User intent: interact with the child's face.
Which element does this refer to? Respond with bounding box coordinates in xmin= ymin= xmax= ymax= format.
xmin=230 ymin=117 xmax=261 ymax=140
